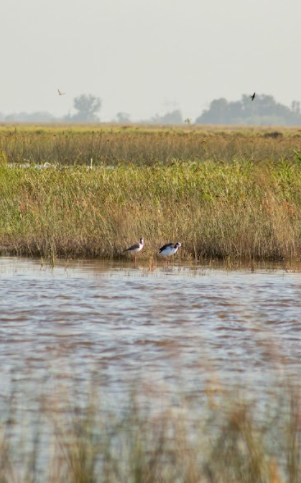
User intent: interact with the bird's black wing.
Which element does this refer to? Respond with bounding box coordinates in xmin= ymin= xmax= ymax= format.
xmin=159 ymin=243 xmax=173 ymax=253
xmin=124 ymin=243 xmax=140 ymax=252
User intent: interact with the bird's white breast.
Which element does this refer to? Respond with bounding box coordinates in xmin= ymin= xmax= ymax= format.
xmin=161 ymin=246 xmax=176 ymax=256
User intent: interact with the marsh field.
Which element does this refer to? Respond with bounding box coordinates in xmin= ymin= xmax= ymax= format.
xmin=1 ymin=125 xmax=301 ymax=483
xmin=1 ymin=124 xmax=301 ymax=261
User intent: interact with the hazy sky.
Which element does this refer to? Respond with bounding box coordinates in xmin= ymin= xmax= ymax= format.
xmin=1 ymin=0 xmax=300 ymax=121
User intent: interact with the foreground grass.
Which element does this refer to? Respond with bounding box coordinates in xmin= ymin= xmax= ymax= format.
xmin=1 ymin=158 xmax=301 ymax=260
xmin=0 ymin=378 xmax=300 ymax=483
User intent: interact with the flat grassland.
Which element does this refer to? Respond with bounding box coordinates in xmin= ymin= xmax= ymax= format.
xmin=1 ymin=124 xmax=301 ymax=260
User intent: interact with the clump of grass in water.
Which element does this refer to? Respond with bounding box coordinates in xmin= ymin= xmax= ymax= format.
xmin=0 ymin=379 xmax=300 ymax=483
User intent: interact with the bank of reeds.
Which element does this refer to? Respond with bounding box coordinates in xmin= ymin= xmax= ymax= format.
xmin=1 ymin=156 xmax=301 ymax=260
xmin=0 ymin=378 xmax=300 ymax=483
xmin=1 ymin=124 xmax=301 ymax=165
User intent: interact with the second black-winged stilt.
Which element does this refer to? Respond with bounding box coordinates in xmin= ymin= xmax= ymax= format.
xmin=159 ymin=242 xmax=181 ymax=267
xmin=124 ymin=238 xmax=144 ymax=265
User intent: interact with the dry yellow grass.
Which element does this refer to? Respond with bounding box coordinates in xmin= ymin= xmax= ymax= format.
xmin=0 ymin=158 xmax=301 ymax=261
xmin=1 ymin=124 xmax=301 ymax=166
xmin=1 ymin=125 xmax=301 ymax=261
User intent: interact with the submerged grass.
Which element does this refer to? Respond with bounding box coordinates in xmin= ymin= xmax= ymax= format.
xmin=1 ymin=158 xmax=301 ymax=260
xmin=0 ymin=377 xmax=300 ymax=483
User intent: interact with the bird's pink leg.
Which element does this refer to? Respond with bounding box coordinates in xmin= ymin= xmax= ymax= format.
xmin=134 ymin=254 xmax=137 ymax=266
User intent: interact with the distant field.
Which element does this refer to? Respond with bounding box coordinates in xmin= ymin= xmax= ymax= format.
xmin=1 ymin=123 xmax=301 ymax=166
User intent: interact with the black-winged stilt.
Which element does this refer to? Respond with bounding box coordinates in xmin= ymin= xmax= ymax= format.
xmin=124 ymin=238 xmax=144 ymax=265
xmin=250 ymin=92 xmax=255 ymax=101
xmin=159 ymin=242 xmax=181 ymax=267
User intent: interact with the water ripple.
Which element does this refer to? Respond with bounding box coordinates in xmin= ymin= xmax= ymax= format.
xmin=0 ymin=257 xmax=301 ymax=400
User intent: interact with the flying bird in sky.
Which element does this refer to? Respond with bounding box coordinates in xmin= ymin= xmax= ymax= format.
xmin=58 ymin=89 xmax=65 ymax=96
xmin=250 ymin=92 xmax=255 ymax=101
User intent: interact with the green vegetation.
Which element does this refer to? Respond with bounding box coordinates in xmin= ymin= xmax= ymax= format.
xmin=1 ymin=125 xmax=301 ymax=260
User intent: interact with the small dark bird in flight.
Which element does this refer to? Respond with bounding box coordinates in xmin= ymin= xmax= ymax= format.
xmin=58 ymin=89 xmax=65 ymax=96
xmin=250 ymin=92 xmax=255 ymax=101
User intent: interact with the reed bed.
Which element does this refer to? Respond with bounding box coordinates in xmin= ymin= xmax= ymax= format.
xmin=0 ymin=376 xmax=300 ymax=483
xmin=1 ymin=124 xmax=301 ymax=166
xmin=1 ymin=125 xmax=301 ymax=260
xmin=1 ymin=158 xmax=301 ymax=260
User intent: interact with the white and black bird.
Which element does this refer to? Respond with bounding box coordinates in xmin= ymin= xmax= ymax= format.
xmin=159 ymin=242 xmax=181 ymax=266
xmin=124 ymin=238 xmax=144 ymax=265
xmin=58 ymin=88 xmax=65 ymax=96
xmin=250 ymin=92 xmax=255 ymax=101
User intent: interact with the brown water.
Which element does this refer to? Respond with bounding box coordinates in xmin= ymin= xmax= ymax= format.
xmin=1 ymin=257 xmax=301 ymax=408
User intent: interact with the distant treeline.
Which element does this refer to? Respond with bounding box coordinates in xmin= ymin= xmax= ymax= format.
xmin=0 ymin=94 xmax=102 ymax=124
xmin=196 ymin=95 xmax=301 ymax=126
xmin=1 ymin=93 xmax=301 ymax=125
